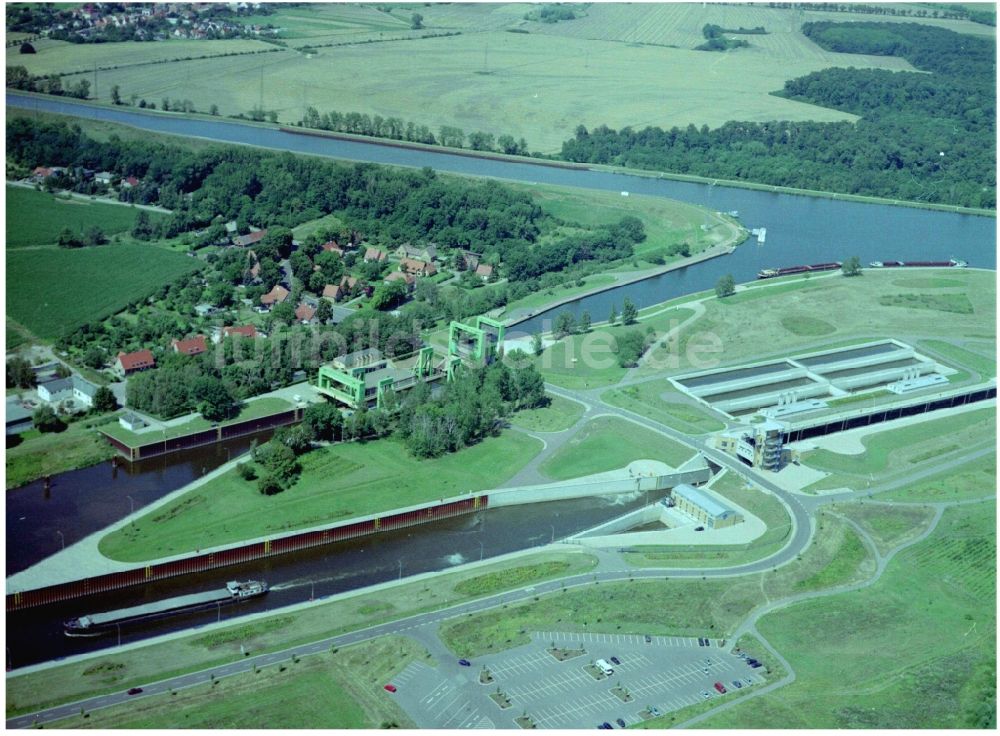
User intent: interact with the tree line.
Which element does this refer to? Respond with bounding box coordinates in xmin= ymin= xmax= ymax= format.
xmin=7 ymin=66 xmax=90 ymax=99
xmin=559 ymin=22 xmax=995 ymax=209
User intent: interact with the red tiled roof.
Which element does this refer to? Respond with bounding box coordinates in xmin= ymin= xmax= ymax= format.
xmin=322 ymin=241 xmax=344 ymax=255
xmin=385 ymin=271 xmax=415 ymax=285
xmin=295 ymin=302 xmax=317 ymax=322
xmin=223 ymin=325 xmax=257 ymax=339
xmin=171 ymin=335 xmax=207 ymax=356
xmin=322 ymin=284 xmax=341 ymax=300
xmin=124 ymin=175 xmax=140 ymax=187
xmin=341 ymin=275 xmax=359 ymax=290
xmin=364 ymin=247 xmax=385 ymax=262
xmin=235 ymin=230 xmax=267 ymax=247
xmin=260 ymin=284 xmax=290 ymax=305
xmin=476 ymin=264 xmax=494 ymax=278
xmin=117 ymin=349 xmax=156 ymax=372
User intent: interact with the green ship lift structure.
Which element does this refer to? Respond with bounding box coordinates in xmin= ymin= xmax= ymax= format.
xmin=315 ymin=316 xmax=505 ymax=410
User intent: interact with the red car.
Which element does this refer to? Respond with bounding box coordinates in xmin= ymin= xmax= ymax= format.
xmin=384 ymin=684 xmax=397 ymax=693
xmin=713 ymin=682 xmax=727 ymax=694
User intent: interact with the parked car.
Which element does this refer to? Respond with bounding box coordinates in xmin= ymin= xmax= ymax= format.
xmin=126 ymin=687 xmax=143 ymax=695
xmin=694 ymin=526 xmax=705 ymax=531
xmin=714 ymin=682 xmax=727 ymax=694
xmin=458 ymin=659 xmax=471 ymax=667
xmin=601 ymin=722 xmax=613 ymax=729
xmin=700 ymin=690 xmax=711 ymax=699
xmin=610 ymin=656 xmax=621 ymax=665
xmin=732 ymin=680 xmax=743 ymax=689
xmin=616 ymin=718 xmax=626 ymax=727
xmin=749 ymin=662 xmax=763 ymax=669
xmin=644 ymin=634 xmax=652 ymax=643
xmin=383 ymin=684 xmax=397 ymax=693
xmin=648 ymin=706 xmax=662 ymax=717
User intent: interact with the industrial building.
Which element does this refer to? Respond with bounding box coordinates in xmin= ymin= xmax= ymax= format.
xmin=314 ymin=316 xmax=506 ymax=410
xmin=670 ymin=483 xmax=743 ymax=529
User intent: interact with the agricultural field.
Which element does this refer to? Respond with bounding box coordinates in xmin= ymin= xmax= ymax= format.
xmin=523 ymin=2 xmax=993 ymax=52
xmin=638 ymin=268 xmax=995 ymax=378
xmin=50 ymin=21 xmax=928 ymax=152
xmin=538 ymin=416 xmax=697 ymax=480
xmin=98 ymin=429 xmax=543 ymax=561
xmin=602 ymin=380 xmax=725 ymax=434
xmin=5 ymin=37 xmax=279 ymax=76
xmin=6 ymin=186 xmax=168 ymax=248
xmin=695 ymin=502 xmax=996 ymax=729
xmin=6 ymin=243 xmax=200 ymax=339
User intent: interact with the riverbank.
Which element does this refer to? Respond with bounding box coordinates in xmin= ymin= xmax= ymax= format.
xmin=5 ymin=420 xmax=116 ymax=490
xmin=9 ymin=92 xmax=994 ymax=218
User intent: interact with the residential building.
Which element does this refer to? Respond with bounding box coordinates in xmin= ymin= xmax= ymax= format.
xmin=475 ymin=263 xmax=494 ymax=281
xmin=37 ymin=377 xmax=73 ymax=404
xmin=385 ymin=271 xmax=416 ymax=290
xmin=322 ymin=241 xmax=344 ymax=256
xmin=260 ymin=284 xmax=290 ymax=307
xmin=395 ymin=243 xmax=437 ymax=263
xmin=171 ymin=335 xmax=208 ymax=356
xmin=223 ymin=324 xmax=258 ymax=339
xmin=94 ymin=171 xmax=115 ymax=185
xmin=71 ymin=375 xmax=101 ymax=408
xmin=119 ymin=411 xmax=147 ymax=431
xmin=117 ymin=349 xmax=156 ymax=375
xmin=233 ymin=229 xmax=267 ymax=247
xmin=363 ymin=247 xmax=386 ymax=263
xmin=400 ymin=258 xmax=437 ymax=277
xmin=295 ymin=302 xmax=317 ymax=324
xmin=6 ymin=399 xmax=33 ymax=435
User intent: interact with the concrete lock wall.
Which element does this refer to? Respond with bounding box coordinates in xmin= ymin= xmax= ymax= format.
xmin=686 ymin=367 xmax=806 ymax=399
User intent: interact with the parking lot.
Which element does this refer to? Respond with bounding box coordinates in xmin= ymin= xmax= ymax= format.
xmin=390 ymin=631 xmax=763 ymax=729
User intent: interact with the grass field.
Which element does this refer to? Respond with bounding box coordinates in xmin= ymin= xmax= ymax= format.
xmin=47 ymin=15 xmax=931 ymax=152
xmin=100 ymin=397 xmax=293 ymax=446
xmin=802 ymin=407 xmax=995 ymax=481
xmin=6 ymin=550 xmax=596 ymax=717
xmin=538 ymin=417 xmax=697 ymax=480
xmin=509 ymin=393 xmax=585 ymax=433
xmin=920 ymin=339 xmax=997 ymax=380
xmin=6 ymin=37 xmax=278 ymax=76
xmin=439 ymin=511 xmax=871 ymax=658
xmin=879 ymin=452 xmax=996 ymax=503
xmin=48 ymin=636 xmax=422 ymax=729
xmin=602 ymin=380 xmax=725 ymax=435
xmin=831 ymin=502 xmax=938 ymax=557
xmin=6 ymin=243 xmax=200 ymax=339
xmin=99 ymin=429 xmax=543 ymax=561
xmin=694 ymin=501 xmax=996 ymax=729
xmin=5 ymin=415 xmax=117 ymax=489
xmin=637 ymin=269 xmax=995 ymax=379
xmin=6 ymin=186 xmax=168 ymax=248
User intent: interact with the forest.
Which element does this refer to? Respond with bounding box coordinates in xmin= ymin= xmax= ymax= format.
xmin=559 ymin=22 xmax=995 ymax=209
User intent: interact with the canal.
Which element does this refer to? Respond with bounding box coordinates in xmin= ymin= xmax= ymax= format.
xmin=7 ymin=489 xmax=664 ymax=670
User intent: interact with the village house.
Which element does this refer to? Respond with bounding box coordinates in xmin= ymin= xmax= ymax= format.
xmin=171 ymin=335 xmax=208 ymax=356
xmin=121 ymin=175 xmax=141 ymax=189
xmin=94 ymin=171 xmax=116 ymax=186
xmin=223 ymin=324 xmax=258 ymax=339
xmin=260 ymin=284 xmax=290 ymax=308
xmin=363 ymin=247 xmax=386 ymax=263
xmin=456 ymin=250 xmax=481 ymax=271
xmin=321 ymin=241 xmax=345 ymax=256
xmin=475 ymin=264 xmax=495 ymax=281
xmin=233 ymin=229 xmax=267 ymax=247
xmin=400 ymin=258 xmax=437 ymax=277
xmin=116 ymin=349 xmax=156 ymax=376
xmin=385 ymin=271 xmax=416 ymax=291
xmin=295 ymin=302 xmax=317 ymax=324
xmin=395 ymin=243 xmax=438 ymax=263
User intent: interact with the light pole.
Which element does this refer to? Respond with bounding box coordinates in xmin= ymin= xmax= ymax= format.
xmin=216 ymin=601 xmax=222 ymax=623
xmin=478 ymin=539 xmax=484 ymax=561
xmin=550 ymin=525 xmax=555 ymax=544
xmin=116 ymin=622 xmax=122 ymax=648
xmin=398 ymin=559 xmax=403 ymax=581
xmin=126 ymin=495 xmax=135 ymax=516
xmin=56 ymin=530 xmax=64 ymax=550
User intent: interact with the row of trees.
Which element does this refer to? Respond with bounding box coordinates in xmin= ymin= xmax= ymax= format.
xmin=7 ymin=66 xmax=90 ymax=99
xmin=559 ymin=22 xmax=995 ymax=209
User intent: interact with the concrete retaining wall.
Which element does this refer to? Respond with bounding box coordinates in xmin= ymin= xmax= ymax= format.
xmin=489 ymin=467 xmax=712 ymax=507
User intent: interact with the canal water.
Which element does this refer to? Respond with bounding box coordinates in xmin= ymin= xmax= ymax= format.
xmin=7 ymin=489 xmax=665 ymax=670
xmin=6 ymin=431 xmax=275 ymax=576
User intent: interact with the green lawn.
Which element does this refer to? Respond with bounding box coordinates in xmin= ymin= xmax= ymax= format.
xmin=48 ymin=636 xmax=421 ymax=729
xmin=602 ymin=380 xmax=724 ymax=435
xmin=6 ymin=415 xmax=117 ymax=489
xmin=100 ymin=397 xmax=294 ymax=446
xmin=7 ymin=243 xmax=200 ymax=339
xmin=694 ymin=501 xmax=996 ymax=729
xmin=878 ymin=293 xmax=974 ymax=314
xmin=802 ymin=408 xmax=995 ymax=479
xmin=6 ymin=550 xmax=595 ymax=717
xmin=920 ymin=339 xmax=997 ymax=379
xmin=878 ymin=452 xmax=996 ymax=503
xmin=539 ymin=417 xmax=696 ymax=481
xmin=831 ymin=502 xmax=938 ymax=557
xmin=6 ymin=187 xmax=168 ymax=248
xmin=99 ymin=430 xmax=543 ymax=561
xmin=509 ymin=394 xmax=585 ymax=433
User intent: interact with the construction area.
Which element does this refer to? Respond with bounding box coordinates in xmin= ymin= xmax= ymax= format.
xmin=315 ymin=316 xmax=504 ymax=409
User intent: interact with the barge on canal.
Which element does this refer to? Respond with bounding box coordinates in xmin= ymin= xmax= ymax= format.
xmin=63 ymin=580 xmax=268 ymax=637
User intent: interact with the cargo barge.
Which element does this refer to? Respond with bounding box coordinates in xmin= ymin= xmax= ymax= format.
xmin=63 ymin=580 xmax=268 ymax=637
xmin=757 ymin=262 xmax=841 ymax=279
xmin=869 ymin=259 xmax=967 ymax=268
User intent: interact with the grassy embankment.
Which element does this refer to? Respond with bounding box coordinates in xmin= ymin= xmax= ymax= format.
xmin=100 ymin=397 xmax=294 ymax=447
xmin=508 ymin=393 xmax=585 ymax=433
xmin=691 ymin=501 xmax=996 ymax=729
xmin=98 ymin=430 xmax=543 ymax=562
xmin=6 ymin=550 xmax=597 ymax=717
xmin=538 ymin=416 xmax=696 ymax=480
xmin=438 ymin=509 xmax=871 ymax=658
xmin=635 ymin=268 xmax=995 ymax=379
xmin=623 ymin=470 xmax=793 ymax=568
xmin=802 ymin=407 xmax=995 ymax=492
xmin=878 ymin=452 xmax=996 ymax=503
xmin=5 ymin=415 xmax=118 ymax=490
xmin=602 ymin=380 xmax=725 ymax=434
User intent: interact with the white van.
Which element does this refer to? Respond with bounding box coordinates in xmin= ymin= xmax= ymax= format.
xmin=595 ymin=658 xmax=614 ymax=676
